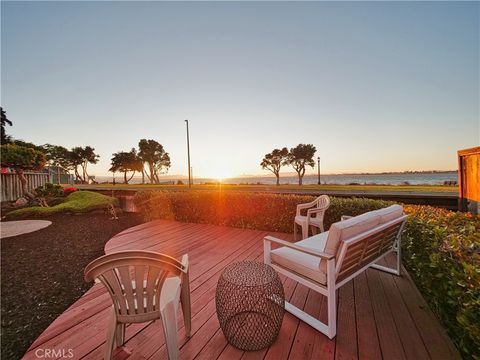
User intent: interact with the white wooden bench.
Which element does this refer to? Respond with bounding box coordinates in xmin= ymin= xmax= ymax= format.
xmin=264 ymin=204 xmax=407 ymax=339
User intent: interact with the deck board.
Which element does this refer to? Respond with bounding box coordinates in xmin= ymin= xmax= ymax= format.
xmin=23 ymin=220 xmax=459 ymax=359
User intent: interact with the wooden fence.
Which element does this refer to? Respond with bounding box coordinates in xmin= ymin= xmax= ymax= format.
xmin=1 ymin=172 xmax=51 ymax=202
xmin=458 ymin=146 xmax=480 ymax=214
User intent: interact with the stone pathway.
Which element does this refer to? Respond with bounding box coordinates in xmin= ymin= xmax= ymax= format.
xmin=1 ymin=220 xmax=52 ymax=238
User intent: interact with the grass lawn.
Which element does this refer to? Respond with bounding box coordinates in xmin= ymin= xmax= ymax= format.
xmin=73 ymin=183 xmax=458 ymax=194
xmin=5 ymin=191 xmax=117 ymax=219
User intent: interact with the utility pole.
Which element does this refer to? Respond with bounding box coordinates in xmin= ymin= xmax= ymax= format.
xmin=185 ymin=119 xmax=191 ymax=188
xmin=317 ymin=156 xmax=321 ymax=185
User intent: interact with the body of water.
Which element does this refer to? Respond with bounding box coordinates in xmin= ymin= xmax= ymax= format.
xmin=95 ymin=172 xmax=457 ymax=186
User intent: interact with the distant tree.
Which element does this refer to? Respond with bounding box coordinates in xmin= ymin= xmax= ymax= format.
xmin=1 ymin=107 xmax=12 ymax=144
xmin=42 ymin=144 xmax=70 ymax=184
xmin=110 ymin=148 xmax=143 ymax=184
xmin=0 ymin=144 xmax=46 ymax=198
xmin=68 ymin=148 xmax=84 ymax=182
xmin=69 ymin=146 xmax=99 ymax=183
xmin=11 ymin=139 xmax=44 ymax=152
xmin=138 ymin=139 xmax=171 ymax=184
xmin=286 ymin=144 xmax=316 ymax=186
xmin=260 ymin=147 xmax=289 ymax=186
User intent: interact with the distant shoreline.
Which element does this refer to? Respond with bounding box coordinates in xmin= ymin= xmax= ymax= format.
xmin=92 ymin=171 xmax=458 ymax=187
xmin=232 ymin=170 xmax=458 ymax=178
xmin=93 ymin=170 xmax=458 ymax=179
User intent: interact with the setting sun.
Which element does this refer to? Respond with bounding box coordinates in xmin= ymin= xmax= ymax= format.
xmin=208 ymin=168 xmax=236 ymax=181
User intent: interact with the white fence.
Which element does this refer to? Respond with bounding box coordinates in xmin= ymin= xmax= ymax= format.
xmin=1 ymin=172 xmax=51 ymax=202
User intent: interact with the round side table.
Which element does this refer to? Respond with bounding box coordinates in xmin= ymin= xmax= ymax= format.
xmin=215 ymin=261 xmax=285 ymax=351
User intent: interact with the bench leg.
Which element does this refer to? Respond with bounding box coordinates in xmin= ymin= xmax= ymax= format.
xmin=285 ymin=302 xmax=335 ymax=339
xmin=370 ymin=249 xmax=401 ymax=276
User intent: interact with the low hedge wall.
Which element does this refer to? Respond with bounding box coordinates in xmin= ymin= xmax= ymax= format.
xmin=134 ymin=190 xmax=392 ymax=233
xmin=134 ymin=190 xmax=479 ymax=358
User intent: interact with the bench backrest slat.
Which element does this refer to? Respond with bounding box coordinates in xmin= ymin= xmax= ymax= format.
xmin=335 ymin=216 xmax=407 ymax=283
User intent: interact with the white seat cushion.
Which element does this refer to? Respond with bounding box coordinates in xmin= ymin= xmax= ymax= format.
xmin=371 ymin=204 xmax=404 ymax=224
xmin=271 ymin=232 xmax=329 ymax=285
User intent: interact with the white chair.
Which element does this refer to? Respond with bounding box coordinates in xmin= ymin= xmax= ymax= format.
xmin=294 ymin=195 xmax=330 ymax=240
xmin=265 ymin=205 xmax=407 ymax=339
xmin=84 ymin=250 xmax=191 ymax=360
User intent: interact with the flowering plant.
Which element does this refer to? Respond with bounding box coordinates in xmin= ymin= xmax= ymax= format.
xmin=63 ymin=187 xmax=78 ymax=196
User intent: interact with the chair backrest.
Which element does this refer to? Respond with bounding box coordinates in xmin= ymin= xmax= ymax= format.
xmin=316 ymin=195 xmax=330 ymax=210
xmin=311 ymin=195 xmax=330 ymax=221
xmin=84 ymin=251 xmax=187 ymax=322
xmin=335 ymin=215 xmax=407 ymax=283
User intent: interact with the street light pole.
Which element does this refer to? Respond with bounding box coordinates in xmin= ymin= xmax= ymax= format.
xmin=317 ymin=156 xmax=321 ymax=185
xmin=185 ymin=120 xmax=191 ymax=188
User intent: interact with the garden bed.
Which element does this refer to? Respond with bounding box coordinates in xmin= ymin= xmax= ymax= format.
xmin=4 ymin=190 xmax=118 ymax=219
xmin=0 ymin=212 xmax=142 ymax=359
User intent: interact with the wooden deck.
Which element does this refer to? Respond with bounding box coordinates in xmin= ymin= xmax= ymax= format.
xmin=24 ymin=220 xmax=458 ymax=359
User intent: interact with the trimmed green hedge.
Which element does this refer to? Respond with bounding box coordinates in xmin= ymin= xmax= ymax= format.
xmin=134 ymin=190 xmax=392 ymax=233
xmin=134 ymin=190 xmax=479 ymax=358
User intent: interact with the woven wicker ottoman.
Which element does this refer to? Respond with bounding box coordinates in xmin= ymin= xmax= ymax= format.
xmin=215 ymin=261 xmax=285 ymax=351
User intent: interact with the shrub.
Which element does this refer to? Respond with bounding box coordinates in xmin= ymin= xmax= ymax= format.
xmin=402 ymin=205 xmax=480 ymax=358
xmin=34 ymin=183 xmax=64 ymax=198
xmin=134 ymin=190 xmax=392 ymax=233
xmin=134 ymin=190 xmax=480 ymax=357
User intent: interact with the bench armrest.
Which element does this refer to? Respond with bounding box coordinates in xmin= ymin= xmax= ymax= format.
xmin=264 ymin=236 xmax=334 ymax=260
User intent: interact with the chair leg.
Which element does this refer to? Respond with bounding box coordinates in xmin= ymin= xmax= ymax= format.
xmin=293 ymin=222 xmax=298 ymax=241
xmin=104 ymin=309 xmax=117 ymax=360
xmin=161 ymin=301 xmax=179 ymax=360
xmin=301 ymin=223 xmax=308 ymax=239
xmin=181 ymin=279 xmax=192 ymax=337
xmin=116 ymin=323 xmax=125 ymax=346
